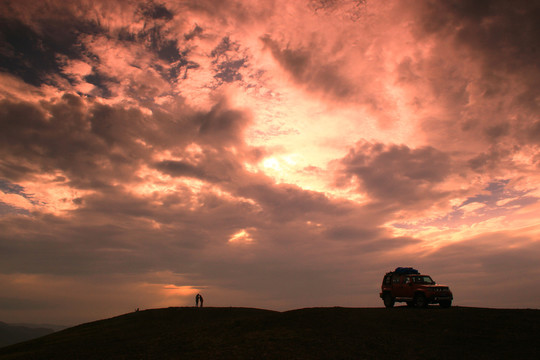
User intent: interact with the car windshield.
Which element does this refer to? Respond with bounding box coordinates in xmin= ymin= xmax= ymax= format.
xmin=413 ymin=276 xmax=434 ymax=284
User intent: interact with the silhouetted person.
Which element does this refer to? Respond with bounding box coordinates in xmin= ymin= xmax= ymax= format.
xmin=199 ymin=294 xmax=204 ymax=307
xmin=195 ymin=293 xmax=200 ymax=307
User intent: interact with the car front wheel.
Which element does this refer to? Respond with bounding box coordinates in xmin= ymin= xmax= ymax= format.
xmin=383 ymin=293 xmax=395 ymax=308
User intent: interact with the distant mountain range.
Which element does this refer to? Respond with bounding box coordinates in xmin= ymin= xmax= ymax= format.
xmin=9 ymin=323 xmax=67 ymax=332
xmin=0 ymin=307 xmax=539 ymax=359
xmin=0 ymin=322 xmax=56 ymax=347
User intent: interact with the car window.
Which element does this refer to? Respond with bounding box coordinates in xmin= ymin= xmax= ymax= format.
xmin=413 ymin=276 xmax=434 ymax=284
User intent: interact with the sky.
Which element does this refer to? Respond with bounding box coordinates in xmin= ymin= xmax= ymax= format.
xmin=0 ymin=0 xmax=539 ymax=325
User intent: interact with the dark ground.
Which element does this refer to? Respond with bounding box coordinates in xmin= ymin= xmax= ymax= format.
xmin=0 ymin=306 xmax=538 ymax=359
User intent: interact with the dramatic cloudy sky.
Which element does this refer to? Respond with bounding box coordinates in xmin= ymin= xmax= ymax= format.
xmin=1 ymin=0 xmax=539 ymax=324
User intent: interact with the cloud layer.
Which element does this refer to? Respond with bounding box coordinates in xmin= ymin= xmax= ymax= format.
xmin=1 ymin=0 xmax=539 ymax=324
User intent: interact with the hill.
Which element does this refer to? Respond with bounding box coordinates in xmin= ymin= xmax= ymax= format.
xmin=10 ymin=323 xmax=66 ymax=332
xmin=0 ymin=322 xmax=54 ymax=348
xmin=0 ymin=306 xmax=538 ymax=359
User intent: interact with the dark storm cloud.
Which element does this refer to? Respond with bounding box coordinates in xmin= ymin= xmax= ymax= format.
xmin=0 ymin=180 xmax=36 ymax=204
xmin=417 ymin=0 xmax=539 ymax=75
xmin=210 ymin=36 xmax=247 ymax=83
xmin=0 ymin=94 xmax=258 ymax=202
xmin=0 ymin=219 xmax=147 ymax=276
xmin=196 ymin=100 xmax=251 ymax=146
xmin=0 ymin=170 xmax=361 ymax=281
xmin=154 ymin=153 xmax=355 ymax=226
xmin=0 ymin=0 xmax=195 ymax=93
xmin=337 ymin=141 xmax=452 ymax=207
xmin=0 ymin=82 xmax=321 ymax=279
xmin=322 ymin=225 xmax=379 ymax=242
xmin=0 ymin=94 xmax=150 ymax=186
xmin=261 ymin=35 xmax=354 ymax=99
xmin=0 ymin=186 xmax=215 ymax=276
xmin=154 ymin=147 xmax=245 ymax=184
xmin=407 ymin=0 xmax=540 ymax=155
xmin=185 ymin=0 xmax=275 ymax=26
xmin=184 ymin=24 xmax=203 ymax=41
xmin=135 ymin=18 xmax=184 ymax=65
xmin=0 ymin=88 xmax=253 ymax=188
xmin=237 ymin=182 xmax=350 ymax=221
xmin=0 ymin=6 xmax=102 ymax=86
xmin=154 ymin=161 xmax=208 ymax=180
xmin=83 ymin=71 xmax=116 ymax=98
xmin=214 ymin=58 xmax=246 ymax=83
xmin=211 ymin=36 xmax=238 ymax=59
xmin=0 ymin=18 xmax=58 ymax=86
xmin=466 ymin=147 xmax=511 ymax=173
xmin=0 ymin=202 xmax=29 ymax=216
xmin=359 ymin=236 xmax=421 ymax=253
xmin=156 ymin=39 xmax=182 ymax=63
xmin=139 ymin=1 xmax=174 ymax=20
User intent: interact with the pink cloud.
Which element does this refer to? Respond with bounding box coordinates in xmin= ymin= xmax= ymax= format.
xmin=0 ymin=0 xmax=539 ymax=324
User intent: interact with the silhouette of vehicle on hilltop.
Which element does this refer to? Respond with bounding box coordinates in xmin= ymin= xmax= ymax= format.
xmin=380 ymin=267 xmax=453 ymax=308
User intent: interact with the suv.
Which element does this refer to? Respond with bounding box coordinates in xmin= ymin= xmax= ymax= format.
xmin=380 ymin=267 xmax=453 ymax=308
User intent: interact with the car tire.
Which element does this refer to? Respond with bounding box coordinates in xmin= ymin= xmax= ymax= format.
xmin=439 ymin=300 xmax=452 ymax=308
xmin=414 ymin=293 xmax=427 ymax=308
xmin=383 ymin=293 xmax=395 ymax=308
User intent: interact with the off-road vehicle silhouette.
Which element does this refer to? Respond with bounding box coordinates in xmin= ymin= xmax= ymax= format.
xmin=380 ymin=267 xmax=453 ymax=308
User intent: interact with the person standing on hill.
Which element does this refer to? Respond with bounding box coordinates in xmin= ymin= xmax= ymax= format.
xmin=199 ymin=294 xmax=204 ymax=307
xmin=195 ymin=293 xmax=200 ymax=307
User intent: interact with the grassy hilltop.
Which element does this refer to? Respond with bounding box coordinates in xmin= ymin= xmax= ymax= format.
xmin=0 ymin=306 xmax=538 ymax=359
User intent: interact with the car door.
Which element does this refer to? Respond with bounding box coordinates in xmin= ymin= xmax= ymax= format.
xmin=392 ymin=275 xmax=407 ymax=298
xmin=402 ymin=276 xmax=415 ymax=299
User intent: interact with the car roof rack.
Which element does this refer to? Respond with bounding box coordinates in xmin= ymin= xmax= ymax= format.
xmin=393 ymin=267 xmax=420 ymax=275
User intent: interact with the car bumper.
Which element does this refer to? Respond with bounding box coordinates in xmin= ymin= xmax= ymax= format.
xmin=427 ymin=295 xmax=453 ymax=302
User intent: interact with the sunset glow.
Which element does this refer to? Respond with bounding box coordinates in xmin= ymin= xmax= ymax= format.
xmin=0 ymin=0 xmax=539 ymax=324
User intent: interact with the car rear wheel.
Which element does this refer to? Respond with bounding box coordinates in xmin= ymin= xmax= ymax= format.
xmin=414 ymin=293 xmax=427 ymax=308
xmin=383 ymin=293 xmax=395 ymax=308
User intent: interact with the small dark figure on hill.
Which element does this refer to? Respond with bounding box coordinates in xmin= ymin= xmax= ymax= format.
xmin=196 ymin=293 xmax=203 ymax=307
